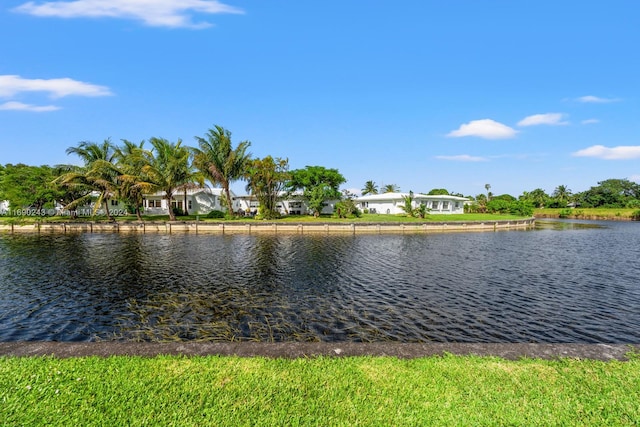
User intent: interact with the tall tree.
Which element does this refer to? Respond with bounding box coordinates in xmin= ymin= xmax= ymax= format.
xmin=575 ymin=178 xmax=640 ymax=208
xmin=361 ymin=180 xmax=378 ymax=196
xmin=141 ymin=137 xmax=194 ymax=221
xmin=58 ymin=140 xmax=119 ymax=220
xmin=0 ymin=164 xmax=60 ymax=212
xmin=552 ymin=185 xmax=572 ymax=203
xmin=193 ymin=125 xmax=251 ymax=215
xmin=115 ymin=140 xmax=150 ymax=220
xmin=382 ymin=184 xmax=400 ymax=193
xmin=286 ymin=166 xmax=346 ymax=217
xmin=245 ymin=156 xmax=290 ymax=220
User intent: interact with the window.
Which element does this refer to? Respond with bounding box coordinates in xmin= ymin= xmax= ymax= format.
xmin=443 ymin=201 xmax=449 ymax=210
xmin=147 ymin=200 xmax=161 ymax=208
xmin=431 ymin=201 xmax=439 ymax=209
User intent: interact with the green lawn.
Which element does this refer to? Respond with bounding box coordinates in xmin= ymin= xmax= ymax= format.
xmin=534 ymin=208 xmax=638 ymax=220
xmin=1 ymin=354 xmax=639 ymax=426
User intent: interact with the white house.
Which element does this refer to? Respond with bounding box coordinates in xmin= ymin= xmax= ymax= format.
xmin=356 ymin=192 xmax=468 ymax=215
xmin=143 ymin=187 xmax=229 ymax=216
xmin=0 ymin=200 xmax=9 ymax=215
xmin=234 ymin=193 xmax=336 ymax=216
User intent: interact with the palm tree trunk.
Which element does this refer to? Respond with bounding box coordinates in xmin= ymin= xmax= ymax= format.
xmin=135 ymin=206 xmax=142 ymax=221
xmin=225 ymin=187 xmax=234 ymax=216
xmin=167 ymin=195 xmax=176 ymax=221
xmin=183 ymin=191 xmax=189 ymax=216
xmin=104 ymin=199 xmax=114 ymax=221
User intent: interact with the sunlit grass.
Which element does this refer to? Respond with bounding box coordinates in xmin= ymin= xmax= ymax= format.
xmin=1 ymin=354 xmax=639 ymax=426
xmin=535 ymin=208 xmax=637 ymax=220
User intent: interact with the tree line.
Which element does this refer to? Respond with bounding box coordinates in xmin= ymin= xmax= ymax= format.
xmin=2 ymin=125 xmax=639 ymax=220
xmin=360 ymin=179 xmax=640 ymax=214
xmin=0 ymin=125 xmax=348 ymax=220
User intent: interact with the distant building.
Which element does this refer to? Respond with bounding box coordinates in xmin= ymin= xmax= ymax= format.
xmin=355 ymin=192 xmax=468 ymax=215
xmin=234 ymin=193 xmax=336 ymax=216
xmin=143 ymin=187 xmax=227 ymax=215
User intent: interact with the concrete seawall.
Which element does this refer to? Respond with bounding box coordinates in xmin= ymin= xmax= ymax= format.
xmin=0 ymin=218 xmax=535 ymax=234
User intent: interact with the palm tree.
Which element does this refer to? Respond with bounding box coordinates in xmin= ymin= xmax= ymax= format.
xmin=115 ymin=140 xmax=150 ymax=221
xmin=552 ymin=185 xmax=572 ymax=205
xmin=141 ymin=137 xmax=196 ymax=221
xmin=361 ymin=180 xmax=378 ymax=196
xmin=485 ymin=183 xmax=492 ymax=201
xmin=193 ymin=125 xmax=251 ymax=215
xmin=382 ymin=184 xmax=400 ymax=193
xmin=399 ymin=191 xmax=415 ymax=217
xmin=58 ymin=139 xmax=119 ymax=220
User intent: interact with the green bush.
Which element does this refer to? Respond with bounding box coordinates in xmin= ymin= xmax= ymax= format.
xmin=509 ymin=201 xmax=534 ymax=217
xmin=206 ymin=210 xmax=226 ymax=219
xmin=626 ymin=199 xmax=640 ymax=208
xmin=632 ymin=210 xmax=640 ymax=221
xmin=487 ymin=199 xmax=511 ymax=214
xmin=558 ymin=208 xmax=573 ymax=218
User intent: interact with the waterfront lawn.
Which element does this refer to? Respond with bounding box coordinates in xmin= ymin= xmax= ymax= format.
xmin=1 ymin=354 xmax=639 ymax=426
xmin=534 ymin=207 xmax=638 ymax=220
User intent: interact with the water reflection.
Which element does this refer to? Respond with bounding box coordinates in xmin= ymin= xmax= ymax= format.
xmin=1 ymin=220 xmax=639 ymax=343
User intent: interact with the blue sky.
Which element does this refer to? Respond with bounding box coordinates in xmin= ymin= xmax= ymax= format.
xmin=1 ymin=0 xmax=639 ymax=198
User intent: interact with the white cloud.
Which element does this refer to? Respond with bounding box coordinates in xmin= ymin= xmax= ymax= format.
xmin=0 ymin=75 xmax=112 ymax=98
xmin=581 ymin=118 xmax=600 ymax=125
xmin=14 ymin=0 xmax=244 ymax=29
xmin=447 ymin=119 xmax=517 ymax=140
xmin=577 ymin=95 xmax=620 ymax=103
xmin=517 ymin=113 xmax=568 ymax=127
xmin=435 ymin=154 xmax=488 ymax=162
xmin=0 ymin=101 xmax=60 ymax=112
xmin=572 ymin=145 xmax=640 ymax=160
xmin=629 ymin=175 xmax=640 ymax=183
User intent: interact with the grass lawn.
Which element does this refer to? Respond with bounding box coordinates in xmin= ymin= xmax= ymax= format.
xmin=534 ymin=207 xmax=638 ymax=220
xmin=1 ymin=354 xmax=639 ymax=426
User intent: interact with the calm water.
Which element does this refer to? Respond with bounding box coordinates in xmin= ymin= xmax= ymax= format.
xmin=1 ymin=220 xmax=639 ymax=343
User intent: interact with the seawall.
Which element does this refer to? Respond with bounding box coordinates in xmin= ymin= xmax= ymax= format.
xmin=0 ymin=218 xmax=535 ymax=234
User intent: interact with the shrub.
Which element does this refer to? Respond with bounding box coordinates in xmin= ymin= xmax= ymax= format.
xmin=558 ymin=208 xmax=572 ymax=218
xmin=334 ymin=199 xmax=361 ymax=218
xmin=509 ymin=201 xmax=534 ymax=217
xmin=172 ymin=207 xmax=185 ymax=217
xmin=486 ymin=199 xmax=511 ymax=214
xmin=626 ymin=199 xmax=640 ymax=208
xmin=206 ymin=210 xmax=226 ymax=219
xmin=632 ymin=210 xmax=640 ymax=221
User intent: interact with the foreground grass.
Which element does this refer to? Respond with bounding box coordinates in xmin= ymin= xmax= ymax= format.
xmin=1 ymin=355 xmax=639 ymax=426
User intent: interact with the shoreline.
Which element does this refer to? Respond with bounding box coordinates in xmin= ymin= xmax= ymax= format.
xmin=0 ymin=218 xmax=535 ymax=234
xmin=1 ymin=341 xmax=637 ymax=360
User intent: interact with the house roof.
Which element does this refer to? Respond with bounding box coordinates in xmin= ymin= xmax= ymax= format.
xmin=356 ymin=192 xmax=469 ymax=202
xmin=146 ymin=186 xmax=227 ymax=197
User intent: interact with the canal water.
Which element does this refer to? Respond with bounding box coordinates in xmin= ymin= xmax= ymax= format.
xmin=1 ymin=220 xmax=638 ymax=343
